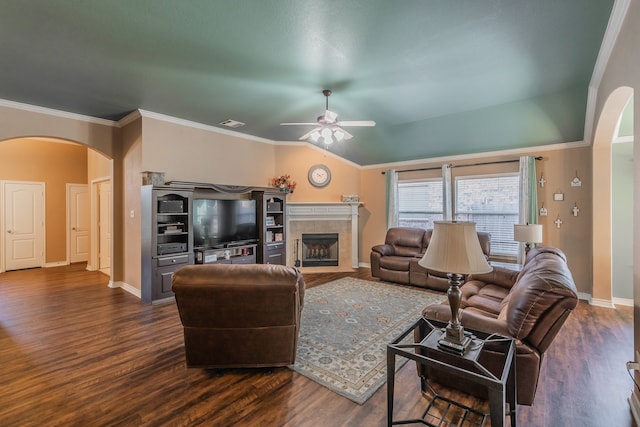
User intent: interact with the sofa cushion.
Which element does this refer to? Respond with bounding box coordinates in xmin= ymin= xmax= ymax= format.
xmin=379 ymin=255 xmax=413 ymax=271
xmin=385 ymin=227 xmax=426 ymax=257
xmin=460 ymin=280 xmax=509 ymax=316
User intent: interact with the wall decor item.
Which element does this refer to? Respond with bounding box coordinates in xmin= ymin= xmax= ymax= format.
xmin=554 ymin=215 xmax=563 ymax=229
xmin=308 ymin=164 xmax=332 ymax=188
xmin=571 ymin=170 xmax=582 ymax=187
xmin=342 ymin=194 xmax=360 ymax=202
xmin=553 ymin=192 xmax=564 ymax=201
xmin=271 ymin=174 xmax=297 ymax=193
xmin=539 ymin=204 xmax=548 ymax=216
xmin=538 ymin=174 xmax=547 ymax=188
xmin=572 ymin=203 xmax=580 ymax=217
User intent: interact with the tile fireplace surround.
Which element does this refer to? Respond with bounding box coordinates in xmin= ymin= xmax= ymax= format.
xmin=286 ymin=202 xmax=362 ymax=272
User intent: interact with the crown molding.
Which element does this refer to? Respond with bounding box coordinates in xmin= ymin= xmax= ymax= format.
xmin=117 ymin=110 xmax=142 ymax=127
xmin=136 ymin=109 xmax=275 ymax=144
xmin=360 ymin=140 xmax=588 ymax=171
xmin=0 ymin=98 xmax=117 ymax=127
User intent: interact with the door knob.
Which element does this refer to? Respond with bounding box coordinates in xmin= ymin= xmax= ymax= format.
xmin=7 ymin=230 xmax=13 ymax=234
xmin=72 ymin=227 xmax=76 ymax=230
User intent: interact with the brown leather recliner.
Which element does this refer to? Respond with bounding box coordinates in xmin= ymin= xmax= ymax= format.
xmin=172 ymin=263 xmax=305 ymax=368
xmin=370 ymin=227 xmax=491 ymax=291
xmin=418 ymin=246 xmax=578 ymax=405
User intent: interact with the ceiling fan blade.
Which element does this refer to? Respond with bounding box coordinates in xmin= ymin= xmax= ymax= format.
xmin=299 ymin=127 xmax=322 ymax=141
xmin=336 ymin=128 xmax=354 ymax=140
xmin=336 ymin=120 xmax=376 ymax=127
xmin=280 ymin=122 xmax=318 ymax=126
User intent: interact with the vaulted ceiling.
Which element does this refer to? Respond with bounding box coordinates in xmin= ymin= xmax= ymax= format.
xmin=0 ymin=0 xmax=615 ymax=165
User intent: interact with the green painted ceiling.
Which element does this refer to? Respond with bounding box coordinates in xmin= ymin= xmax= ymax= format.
xmin=0 ymin=0 xmax=614 ymax=165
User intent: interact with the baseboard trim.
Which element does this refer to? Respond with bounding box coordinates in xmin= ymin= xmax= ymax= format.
xmin=110 ymin=281 xmax=141 ymax=299
xmin=359 ymin=262 xmax=371 ymax=269
xmin=590 ymin=297 xmax=616 ymax=308
xmin=613 ymin=297 xmax=634 ymax=307
xmin=577 ymin=292 xmax=592 ymax=302
xmin=44 ymin=261 xmax=67 ymax=268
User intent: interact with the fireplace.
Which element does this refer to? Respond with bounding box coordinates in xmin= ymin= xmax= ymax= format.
xmin=287 ymin=202 xmax=361 ymax=272
xmin=301 ymin=233 xmax=339 ymax=267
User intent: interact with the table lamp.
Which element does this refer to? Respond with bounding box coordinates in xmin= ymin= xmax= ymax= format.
xmin=418 ymin=221 xmax=492 ymax=354
xmin=513 ymin=223 xmax=543 ymax=255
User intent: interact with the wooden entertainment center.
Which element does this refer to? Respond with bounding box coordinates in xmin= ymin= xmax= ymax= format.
xmin=141 ymin=182 xmax=287 ymax=303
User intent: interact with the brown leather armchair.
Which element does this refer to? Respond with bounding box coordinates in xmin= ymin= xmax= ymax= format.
xmin=371 ymin=227 xmax=491 ymax=291
xmin=172 ymin=263 xmax=305 ymax=368
xmin=418 ymin=246 xmax=578 ymax=405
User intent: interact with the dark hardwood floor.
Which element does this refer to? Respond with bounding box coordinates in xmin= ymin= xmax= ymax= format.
xmin=0 ymin=264 xmax=634 ymax=426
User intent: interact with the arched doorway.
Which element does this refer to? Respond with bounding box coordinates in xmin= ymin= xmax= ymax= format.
xmin=0 ymin=137 xmax=113 ymax=281
xmin=592 ymin=86 xmax=634 ymax=306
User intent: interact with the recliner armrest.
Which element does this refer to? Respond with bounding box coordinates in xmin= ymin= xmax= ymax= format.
xmin=371 ymin=244 xmax=395 ymax=256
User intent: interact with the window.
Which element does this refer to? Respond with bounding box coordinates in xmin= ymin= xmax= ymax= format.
xmin=455 ymin=174 xmax=519 ymax=258
xmin=398 ymin=179 xmax=443 ymax=229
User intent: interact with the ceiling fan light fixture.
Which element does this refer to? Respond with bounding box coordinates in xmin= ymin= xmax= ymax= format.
xmin=321 ymin=127 xmax=333 ymax=144
xmin=324 ymin=110 xmax=338 ymax=123
xmin=281 ymin=89 xmax=375 ymax=147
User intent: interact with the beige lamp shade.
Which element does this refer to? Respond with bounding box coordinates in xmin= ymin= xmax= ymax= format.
xmin=418 ymin=221 xmax=492 ymax=275
xmin=514 ymin=223 xmax=543 ymax=243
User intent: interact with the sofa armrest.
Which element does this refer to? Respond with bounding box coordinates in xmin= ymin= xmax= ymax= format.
xmin=371 ymin=244 xmax=395 ymax=256
xmin=467 ymin=266 xmax=519 ymax=290
xmin=422 ymin=303 xmax=510 ymax=337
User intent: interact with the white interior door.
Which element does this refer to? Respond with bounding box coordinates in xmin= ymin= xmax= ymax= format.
xmin=98 ymin=181 xmax=111 ymax=271
xmin=68 ymin=184 xmax=89 ymax=263
xmin=4 ymin=181 xmax=45 ymax=271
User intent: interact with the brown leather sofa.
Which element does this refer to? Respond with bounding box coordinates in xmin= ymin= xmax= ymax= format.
xmin=370 ymin=227 xmax=491 ymax=291
xmin=418 ymin=246 xmax=578 ymax=405
xmin=172 ymin=263 xmax=305 ymax=368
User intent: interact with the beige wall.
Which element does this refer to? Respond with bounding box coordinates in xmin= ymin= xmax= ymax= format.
xmin=120 ymin=119 xmax=143 ymax=289
xmin=141 ymin=116 xmax=276 ymax=186
xmin=88 ymin=149 xmax=112 ymax=181
xmin=0 ymin=138 xmax=88 ymax=263
xmin=354 ymin=146 xmax=593 ymax=294
xmin=274 ymin=145 xmax=361 ymax=203
xmin=0 ymin=104 xmax=116 ymax=158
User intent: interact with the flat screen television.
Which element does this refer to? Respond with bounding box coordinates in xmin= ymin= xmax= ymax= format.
xmin=192 ymin=198 xmax=258 ymax=248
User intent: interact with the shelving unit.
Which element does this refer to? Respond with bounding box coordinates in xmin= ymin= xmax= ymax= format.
xmin=141 ymin=185 xmax=194 ymax=303
xmin=195 ymin=244 xmax=257 ymax=264
xmin=253 ymin=190 xmax=287 ymax=265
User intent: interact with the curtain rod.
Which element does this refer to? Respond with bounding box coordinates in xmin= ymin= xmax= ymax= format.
xmin=380 ymin=156 xmax=542 ymax=174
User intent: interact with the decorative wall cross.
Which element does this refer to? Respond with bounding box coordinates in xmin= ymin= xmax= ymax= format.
xmin=554 ymin=216 xmax=563 ymax=229
xmin=572 ymin=203 xmax=580 ymax=217
xmin=539 ymin=174 xmax=547 ymax=188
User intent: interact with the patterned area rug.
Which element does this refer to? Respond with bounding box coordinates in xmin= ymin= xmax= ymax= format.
xmin=290 ymin=277 xmax=445 ymax=404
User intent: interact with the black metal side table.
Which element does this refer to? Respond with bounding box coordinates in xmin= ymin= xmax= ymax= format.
xmin=387 ymin=317 xmax=516 ymax=427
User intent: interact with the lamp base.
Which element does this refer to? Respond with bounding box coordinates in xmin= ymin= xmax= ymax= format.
xmin=437 ymin=329 xmax=473 ymax=355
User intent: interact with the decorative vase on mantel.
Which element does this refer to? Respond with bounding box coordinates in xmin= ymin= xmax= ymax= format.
xmin=271 ymin=174 xmax=296 ymax=195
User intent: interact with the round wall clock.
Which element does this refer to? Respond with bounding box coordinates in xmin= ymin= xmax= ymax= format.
xmin=308 ymin=164 xmax=331 ymax=188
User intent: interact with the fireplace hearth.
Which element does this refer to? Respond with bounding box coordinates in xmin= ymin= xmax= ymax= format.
xmin=301 ymin=233 xmax=339 ymax=267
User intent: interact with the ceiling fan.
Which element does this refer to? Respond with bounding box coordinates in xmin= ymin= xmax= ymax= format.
xmin=280 ymin=90 xmax=375 ymax=144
